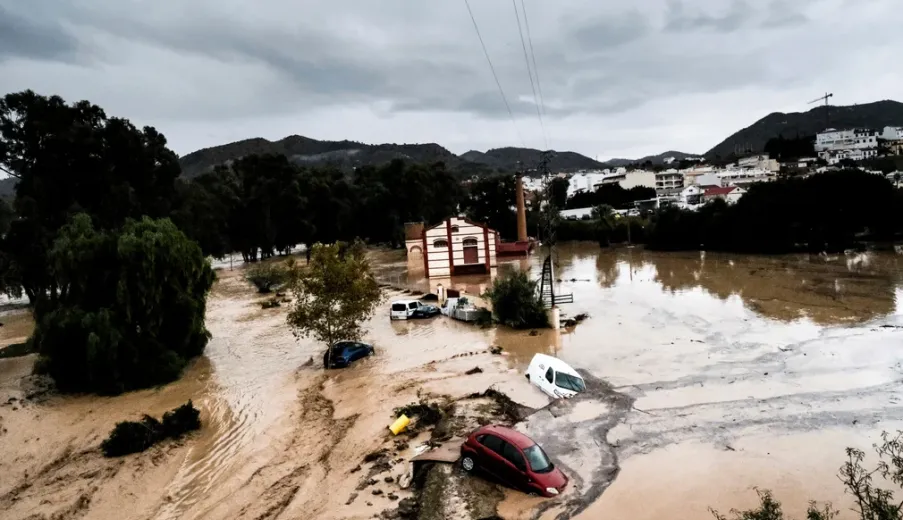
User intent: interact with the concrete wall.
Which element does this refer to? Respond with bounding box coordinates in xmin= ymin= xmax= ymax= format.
xmin=619 ymin=170 xmax=655 ymax=190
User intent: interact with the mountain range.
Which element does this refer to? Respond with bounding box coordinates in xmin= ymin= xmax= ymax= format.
xmin=177 ymin=100 xmax=903 ymax=177
xmin=2 ymin=100 xmax=902 ymax=199
xmin=705 ymin=100 xmax=903 ymax=158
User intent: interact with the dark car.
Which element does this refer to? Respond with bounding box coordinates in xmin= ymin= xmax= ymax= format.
xmin=390 ymin=300 xmax=440 ymax=320
xmin=323 ymin=341 xmax=374 ymax=369
xmin=460 ymin=425 xmax=568 ymax=497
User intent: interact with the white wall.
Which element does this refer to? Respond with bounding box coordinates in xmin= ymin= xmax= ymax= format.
xmin=423 ymin=217 xmax=497 ymax=277
xmin=620 ymin=170 xmax=655 ymax=190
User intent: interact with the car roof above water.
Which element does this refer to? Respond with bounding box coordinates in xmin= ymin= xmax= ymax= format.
xmin=529 ymin=353 xmax=582 ymax=379
xmin=391 ymin=299 xmax=419 ymax=305
xmin=476 ymin=424 xmax=537 ymax=450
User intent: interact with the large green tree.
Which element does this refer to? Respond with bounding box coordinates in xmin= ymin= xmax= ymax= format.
xmin=286 ymin=241 xmax=380 ymax=363
xmin=0 ymin=91 xmax=180 ymax=307
xmin=354 ymin=159 xmax=461 ymax=246
xmin=462 ymin=175 xmax=517 ymax=239
xmin=33 ymin=214 xmax=214 ymax=394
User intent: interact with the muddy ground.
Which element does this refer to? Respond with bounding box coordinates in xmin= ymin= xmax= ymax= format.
xmin=1 ymin=245 xmax=902 ymax=520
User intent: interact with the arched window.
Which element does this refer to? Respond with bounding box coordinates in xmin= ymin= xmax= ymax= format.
xmin=450 ymin=226 xmax=459 ymax=233
xmin=409 ymin=246 xmax=423 ymax=254
xmin=433 ymin=239 xmax=449 ymax=248
xmin=462 ymin=237 xmax=479 ymax=247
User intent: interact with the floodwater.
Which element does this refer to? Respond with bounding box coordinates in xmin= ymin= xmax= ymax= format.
xmin=1 ymin=244 xmax=902 ymax=520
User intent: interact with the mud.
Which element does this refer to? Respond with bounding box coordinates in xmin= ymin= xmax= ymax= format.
xmin=0 ymin=245 xmax=901 ymax=520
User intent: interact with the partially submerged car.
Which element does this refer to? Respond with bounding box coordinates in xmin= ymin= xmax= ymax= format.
xmin=460 ymin=424 xmax=568 ymax=497
xmin=526 ymin=353 xmax=586 ymax=399
xmin=390 ymin=299 xmax=440 ymax=320
xmin=323 ymin=341 xmax=374 ymax=369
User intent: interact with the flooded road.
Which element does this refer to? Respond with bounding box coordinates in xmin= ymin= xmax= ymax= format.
xmin=0 ymin=244 xmax=901 ymax=519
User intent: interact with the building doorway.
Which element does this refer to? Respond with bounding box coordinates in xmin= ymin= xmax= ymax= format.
xmin=462 ymin=237 xmax=479 ymax=264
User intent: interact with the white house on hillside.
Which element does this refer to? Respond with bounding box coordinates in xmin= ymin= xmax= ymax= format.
xmin=815 ymin=128 xmax=879 ymax=164
xmin=655 ymin=169 xmax=684 ymax=196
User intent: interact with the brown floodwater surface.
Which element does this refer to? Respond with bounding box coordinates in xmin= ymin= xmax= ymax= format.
xmin=1 ymin=245 xmax=901 ymax=520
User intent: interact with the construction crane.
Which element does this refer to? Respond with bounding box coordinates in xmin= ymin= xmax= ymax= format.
xmin=808 ymin=92 xmax=834 ymax=130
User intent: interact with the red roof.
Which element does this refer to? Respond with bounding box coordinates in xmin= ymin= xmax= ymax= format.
xmin=477 ymin=424 xmax=538 ymax=449
xmin=704 ymin=186 xmax=736 ymax=196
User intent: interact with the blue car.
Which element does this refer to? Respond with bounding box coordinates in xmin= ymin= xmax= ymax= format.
xmin=323 ymin=341 xmax=375 ymax=369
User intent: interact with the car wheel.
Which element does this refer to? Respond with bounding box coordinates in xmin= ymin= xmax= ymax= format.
xmin=461 ymin=456 xmax=476 ymax=472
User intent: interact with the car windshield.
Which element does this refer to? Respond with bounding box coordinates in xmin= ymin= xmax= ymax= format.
xmin=523 ymin=445 xmax=553 ymax=473
xmin=555 ymin=372 xmax=585 ymax=392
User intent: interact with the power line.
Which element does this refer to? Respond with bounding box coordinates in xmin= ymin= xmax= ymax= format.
xmin=463 ymin=0 xmax=524 ymax=148
xmin=519 ymin=0 xmax=548 ymax=146
xmin=511 ymin=0 xmax=547 ymax=150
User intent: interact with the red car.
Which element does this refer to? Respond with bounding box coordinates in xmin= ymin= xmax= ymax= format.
xmin=460 ymin=425 xmax=568 ymax=497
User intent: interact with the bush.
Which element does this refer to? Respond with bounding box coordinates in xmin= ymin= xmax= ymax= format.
xmin=711 ymin=489 xmax=836 ymax=520
xmin=162 ymin=400 xmax=202 ymax=438
xmin=101 ymin=415 xmax=164 ymax=457
xmin=714 ymin=430 xmax=903 ymax=520
xmin=244 ymin=261 xmax=290 ymax=293
xmin=486 ymin=271 xmax=548 ymax=329
xmin=33 ymin=214 xmax=215 ymax=395
xmin=101 ymin=401 xmax=201 ymax=457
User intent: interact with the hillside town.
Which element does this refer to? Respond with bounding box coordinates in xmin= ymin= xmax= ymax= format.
xmin=519 ymin=125 xmax=903 ymax=217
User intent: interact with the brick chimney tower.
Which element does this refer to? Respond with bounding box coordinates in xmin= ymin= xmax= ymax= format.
xmin=515 ymin=175 xmax=528 ymax=242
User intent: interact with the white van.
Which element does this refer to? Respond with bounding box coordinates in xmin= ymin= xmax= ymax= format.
xmin=525 ymin=353 xmax=586 ymax=399
xmin=390 ymin=299 xmax=440 ymax=320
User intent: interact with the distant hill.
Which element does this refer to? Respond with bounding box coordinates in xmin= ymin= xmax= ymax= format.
xmin=706 ymin=100 xmax=903 ymax=159
xmin=179 ymin=135 xmax=468 ymax=178
xmin=179 ymin=135 xmax=616 ymax=178
xmin=602 ymin=151 xmax=700 ymax=167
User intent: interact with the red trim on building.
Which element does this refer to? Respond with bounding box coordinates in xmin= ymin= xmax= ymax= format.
xmin=483 ymin=226 xmax=490 ymax=270
xmin=446 ymin=218 xmax=454 ymax=276
xmin=704 ymin=186 xmax=737 ymax=197
xmin=421 ymin=230 xmax=429 ymax=278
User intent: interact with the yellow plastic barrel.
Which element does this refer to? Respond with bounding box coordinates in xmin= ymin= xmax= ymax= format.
xmin=389 ymin=414 xmax=411 ymax=435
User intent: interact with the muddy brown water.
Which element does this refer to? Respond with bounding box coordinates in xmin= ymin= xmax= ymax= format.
xmin=0 ymin=244 xmax=901 ymax=519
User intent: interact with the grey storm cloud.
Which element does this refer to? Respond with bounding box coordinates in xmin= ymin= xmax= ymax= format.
xmin=663 ymin=0 xmax=750 ymax=33
xmin=0 ymin=5 xmax=79 ymax=62
xmin=0 ymin=0 xmax=900 ymax=157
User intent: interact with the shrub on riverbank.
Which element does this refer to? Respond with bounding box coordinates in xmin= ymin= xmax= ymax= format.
xmin=713 ymin=430 xmax=903 ymax=520
xmin=244 ymin=261 xmax=290 ymax=293
xmin=101 ymin=401 xmax=201 ymax=457
xmin=556 ymin=217 xmax=647 ymax=246
xmin=32 ymin=215 xmax=215 ymax=395
xmin=485 ymin=271 xmax=548 ymax=329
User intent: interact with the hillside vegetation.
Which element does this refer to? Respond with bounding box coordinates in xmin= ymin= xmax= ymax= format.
xmin=706 ymin=100 xmax=903 ymax=159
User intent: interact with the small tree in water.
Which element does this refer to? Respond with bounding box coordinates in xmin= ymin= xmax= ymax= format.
xmin=244 ymin=261 xmax=290 ymax=293
xmin=286 ymin=241 xmax=381 ymax=366
xmin=486 ymin=270 xmax=548 ymax=329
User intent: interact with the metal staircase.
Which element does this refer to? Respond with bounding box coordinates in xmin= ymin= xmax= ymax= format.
xmin=538 ymin=255 xmax=573 ymax=307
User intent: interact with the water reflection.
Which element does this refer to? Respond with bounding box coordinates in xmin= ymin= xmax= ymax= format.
xmin=553 ymin=244 xmax=901 ymax=325
xmin=378 ymin=243 xmax=902 ymax=327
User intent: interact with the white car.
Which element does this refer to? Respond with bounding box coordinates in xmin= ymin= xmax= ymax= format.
xmin=525 ymin=353 xmax=586 ymax=399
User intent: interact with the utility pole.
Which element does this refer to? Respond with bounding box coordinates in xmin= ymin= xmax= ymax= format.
xmin=808 ymin=92 xmax=834 ymax=130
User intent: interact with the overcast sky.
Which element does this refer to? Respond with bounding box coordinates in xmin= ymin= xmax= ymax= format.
xmin=2 ymin=0 xmax=901 ymax=160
